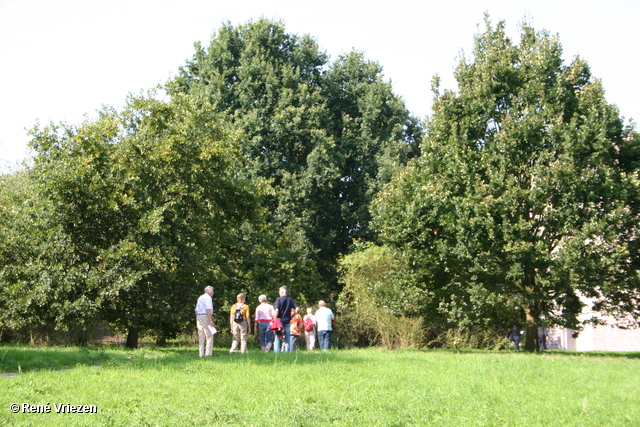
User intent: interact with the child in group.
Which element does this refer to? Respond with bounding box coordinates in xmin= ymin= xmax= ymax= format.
xmin=303 ymin=307 xmax=316 ymax=350
xmin=289 ymin=308 xmax=303 ymax=351
xmin=271 ymin=318 xmax=284 ymax=352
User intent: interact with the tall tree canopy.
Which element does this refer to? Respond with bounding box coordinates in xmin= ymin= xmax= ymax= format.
xmin=1 ymin=19 xmax=420 ymax=346
xmin=373 ymin=17 xmax=640 ymax=350
xmin=15 ymin=92 xmax=260 ymax=347
xmin=171 ymin=18 xmax=421 ymax=294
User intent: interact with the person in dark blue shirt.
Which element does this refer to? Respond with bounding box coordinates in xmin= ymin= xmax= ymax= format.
xmin=508 ymin=326 xmax=521 ymax=350
xmin=273 ymin=286 xmax=298 ymax=352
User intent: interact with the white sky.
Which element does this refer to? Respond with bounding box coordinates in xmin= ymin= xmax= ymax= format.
xmin=1 ymin=0 xmax=638 ymax=171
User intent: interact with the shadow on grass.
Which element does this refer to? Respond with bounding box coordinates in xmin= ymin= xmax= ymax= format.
xmin=4 ymin=343 xmax=638 ymax=375
xmin=0 ymin=345 xmax=137 ymax=374
xmin=0 ymin=343 xmax=364 ymax=375
xmin=420 ymin=347 xmax=640 ymax=359
xmin=542 ymin=349 xmax=640 ymax=359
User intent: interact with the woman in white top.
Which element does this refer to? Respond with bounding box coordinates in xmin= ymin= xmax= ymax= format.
xmin=254 ymin=294 xmax=274 ymax=353
xmin=303 ymin=307 xmax=317 ymax=350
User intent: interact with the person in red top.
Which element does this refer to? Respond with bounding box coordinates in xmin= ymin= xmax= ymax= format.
xmin=289 ymin=308 xmax=303 ymax=351
xmin=303 ymin=307 xmax=316 ymax=350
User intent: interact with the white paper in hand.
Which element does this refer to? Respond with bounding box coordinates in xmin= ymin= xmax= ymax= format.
xmin=209 ymin=325 xmax=217 ymax=334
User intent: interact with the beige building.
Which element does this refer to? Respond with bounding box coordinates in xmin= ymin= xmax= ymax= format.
xmin=546 ymin=295 xmax=640 ymax=352
xmin=547 ymin=324 xmax=640 ymax=351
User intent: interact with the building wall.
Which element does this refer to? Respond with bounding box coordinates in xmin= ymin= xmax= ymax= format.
xmin=591 ymin=325 xmax=640 ymax=351
xmin=545 ymin=297 xmax=640 ymax=352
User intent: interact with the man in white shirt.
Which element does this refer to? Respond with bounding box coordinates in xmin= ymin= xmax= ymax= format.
xmin=195 ymin=286 xmax=215 ymax=357
xmin=315 ymin=300 xmax=335 ymax=350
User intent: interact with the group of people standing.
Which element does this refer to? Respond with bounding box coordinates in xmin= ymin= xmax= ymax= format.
xmin=195 ymin=285 xmax=335 ymax=357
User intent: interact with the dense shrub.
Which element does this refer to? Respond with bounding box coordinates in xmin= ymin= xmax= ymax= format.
xmin=337 ymin=244 xmax=425 ymax=349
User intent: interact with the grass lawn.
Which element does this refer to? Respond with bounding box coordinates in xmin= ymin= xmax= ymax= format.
xmin=1 ymin=343 xmax=639 ymax=426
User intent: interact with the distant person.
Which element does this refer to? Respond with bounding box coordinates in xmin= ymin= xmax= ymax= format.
xmin=289 ymin=308 xmax=303 ymax=351
xmin=229 ymin=293 xmax=251 ymax=354
xmin=508 ymin=326 xmax=521 ymax=351
xmin=254 ymin=294 xmax=275 ymax=353
xmin=272 ymin=286 xmax=298 ymax=353
xmin=195 ymin=286 xmax=216 ymax=357
xmin=538 ymin=326 xmax=548 ymax=350
xmin=303 ymin=307 xmax=317 ymax=350
xmin=315 ymin=300 xmax=335 ymax=351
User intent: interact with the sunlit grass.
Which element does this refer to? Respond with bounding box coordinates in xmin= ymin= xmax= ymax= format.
xmin=1 ymin=345 xmax=639 ymax=426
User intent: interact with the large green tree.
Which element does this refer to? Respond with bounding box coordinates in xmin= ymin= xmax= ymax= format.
xmin=172 ymin=19 xmax=421 ymax=295
xmin=24 ymin=92 xmax=260 ymax=347
xmin=0 ymin=171 xmax=66 ymax=340
xmin=373 ymin=17 xmax=640 ymax=350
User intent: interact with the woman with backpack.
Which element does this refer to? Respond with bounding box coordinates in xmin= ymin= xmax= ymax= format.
xmin=229 ymin=293 xmax=251 ymax=354
xmin=303 ymin=307 xmax=316 ymax=350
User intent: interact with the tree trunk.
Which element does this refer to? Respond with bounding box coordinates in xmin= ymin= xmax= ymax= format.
xmin=156 ymin=336 xmax=167 ymax=347
xmin=522 ymin=270 xmax=541 ymax=352
xmin=524 ymin=307 xmax=539 ymax=352
xmin=75 ymin=328 xmax=88 ymax=347
xmin=125 ymin=325 xmax=139 ymax=349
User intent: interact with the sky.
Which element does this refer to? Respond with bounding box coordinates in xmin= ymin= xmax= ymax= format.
xmin=1 ymin=0 xmax=638 ymax=171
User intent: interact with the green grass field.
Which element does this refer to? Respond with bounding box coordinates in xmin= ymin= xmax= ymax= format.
xmin=1 ymin=343 xmax=639 ymax=426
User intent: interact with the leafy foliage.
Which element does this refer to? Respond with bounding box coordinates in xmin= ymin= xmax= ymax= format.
xmin=337 ymin=243 xmax=425 ymax=348
xmin=373 ymin=16 xmax=640 ymax=350
xmin=172 ymin=18 xmax=421 ymax=294
xmin=2 ymin=19 xmax=421 ymax=346
xmin=7 ymin=92 xmax=261 ymax=347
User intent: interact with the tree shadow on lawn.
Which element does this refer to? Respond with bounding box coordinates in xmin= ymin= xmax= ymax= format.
xmin=542 ymin=349 xmax=640 ymax=360
xmin=0 ymin=343 xmax=364 ymax=375
xmin=423 ymin=347 xmax=640 ymax=359
xmin=7 ymin=344 xmax=635 ymax=375
xmin=0 ymin=345 xmax=138 ymax=374
xmin=426 ymin=347 xmax=640 ymax=359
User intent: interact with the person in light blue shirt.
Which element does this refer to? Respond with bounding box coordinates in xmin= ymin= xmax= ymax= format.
xmin=195 ymin=286 xmax=215 ymax=357
xmin=315 ymin=300 xmax=335 ymax=350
